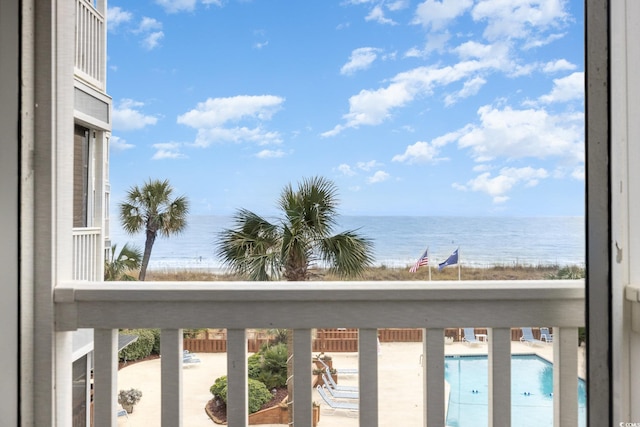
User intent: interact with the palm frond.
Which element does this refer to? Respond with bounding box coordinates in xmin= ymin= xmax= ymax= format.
xmin=319 ymin=231 xmax=374 ymax=278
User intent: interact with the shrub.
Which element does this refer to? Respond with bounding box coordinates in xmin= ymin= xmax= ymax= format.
xmin=247 ymin=353 xmax=262 ymax=380
xmin=150 ymin=329 xmax=161 ymax=354
xmin=210 ymin=376 xmax=273 ymax=413
xmin=258 ymin=343 xmax=288 ymax=389
xmin=118 ymin=329 xmax=155 ymax=362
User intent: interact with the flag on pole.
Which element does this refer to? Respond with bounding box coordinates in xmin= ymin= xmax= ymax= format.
xmin=409 ymin=248 xmax=429 ymax=273
xmin=438 ymin=248 xmax=459 ymax=271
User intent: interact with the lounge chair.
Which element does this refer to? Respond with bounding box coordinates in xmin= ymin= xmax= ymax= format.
xmin=323 ymin=383 xmax=359 ymax=400
xmin=540 ymin=327 xmax=553 ymax=343
xmin=315 ymin=356 xmax=358 ymax=376
xmin=462 ymin=328 xmax=484 ymax=345
xmin=520 ymin=327 xmax=544 ymax=345
xmin=316 ymin=385 xmax=358 ymax=415
xmin=117 ymin=405 xmax=129 ymax=419
xmin=183 ymin=350 xmax=201 ymax=366
xmin=322 ymin=372 xmax=358 ymax=392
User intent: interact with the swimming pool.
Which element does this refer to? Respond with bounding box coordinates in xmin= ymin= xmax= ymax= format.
xmin=445 ymin=354 xmax=586 ymax=427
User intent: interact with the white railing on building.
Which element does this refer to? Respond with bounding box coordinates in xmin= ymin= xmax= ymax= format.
xmin=72 ymin=227 xmax=102 ymax=281
xmin=55 ymin=279 xmax=584 ymax=427
xmin=75 ymin=0 xmax=105 ymax=90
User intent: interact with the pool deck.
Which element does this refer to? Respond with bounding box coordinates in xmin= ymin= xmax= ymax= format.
xmin=116 ymin=341 xmax=585 ymax=427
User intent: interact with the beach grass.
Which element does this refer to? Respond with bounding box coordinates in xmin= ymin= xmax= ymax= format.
xmin=144 ymin=264 xmax=583 ymax=282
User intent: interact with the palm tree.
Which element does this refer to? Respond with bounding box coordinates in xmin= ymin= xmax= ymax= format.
xmin=217 ymin=176 xmax=374 ymax=423
xmin=119 ymin=179 xmax=189 ymax=280
xmin=104 ymin=243 xmax=143 ymax=281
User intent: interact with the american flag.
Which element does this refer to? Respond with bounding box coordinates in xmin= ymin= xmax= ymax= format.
xmin=409 ymin=248 xmax=429 ymax=273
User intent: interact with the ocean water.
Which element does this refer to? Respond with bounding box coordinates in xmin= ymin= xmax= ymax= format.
xmin=109 ymin=215 xmax=585 ymax=272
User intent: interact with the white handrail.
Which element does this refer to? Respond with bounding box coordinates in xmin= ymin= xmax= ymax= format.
xmin=75 ymin=0 xmax=105 ymax=89
xmin=57 ymin=280 xmax=584 ymax=427
xmin=72 ymin=227 xmax=102 ymax=281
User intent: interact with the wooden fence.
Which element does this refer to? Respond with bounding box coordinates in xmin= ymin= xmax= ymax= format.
xmin=183 ymin=328 xmax=551 ymax=353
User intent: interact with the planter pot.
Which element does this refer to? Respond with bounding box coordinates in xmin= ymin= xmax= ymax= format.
xmin=122 ymin=403 xmax=135 ymax=414
xmin=313 ymin=405 xmax=320 ymax=427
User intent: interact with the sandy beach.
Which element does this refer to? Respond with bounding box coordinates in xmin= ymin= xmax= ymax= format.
xmin=116 ymin=341 xmax=585 ymax=427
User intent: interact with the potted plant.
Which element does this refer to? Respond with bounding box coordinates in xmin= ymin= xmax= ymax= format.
xmin=118 ymin=388 xmax=142 ymax=413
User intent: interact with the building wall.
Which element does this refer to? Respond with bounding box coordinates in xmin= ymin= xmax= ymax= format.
xmin=0 ymin=0 xmax=20 ymax=424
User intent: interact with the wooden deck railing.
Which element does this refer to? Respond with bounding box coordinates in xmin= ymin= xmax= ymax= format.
xmin=55 ymin=279 xmax=584 ymax=426
xmin=183 ymin=327 xmax=555 ymax=353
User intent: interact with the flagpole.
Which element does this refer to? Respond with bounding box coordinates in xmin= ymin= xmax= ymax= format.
xmin=458 ymin=247 xmax=461 ymax=281
xmin=429 ymin=263 xmax=432 ymax=281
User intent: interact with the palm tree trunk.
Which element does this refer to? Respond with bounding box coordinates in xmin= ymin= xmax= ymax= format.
xmin=138 ymin=229 xmax=156 ymax=281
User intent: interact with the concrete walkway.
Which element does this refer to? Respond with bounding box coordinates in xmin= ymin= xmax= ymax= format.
xmin=116 ymin=341 xmax=585 ymax=426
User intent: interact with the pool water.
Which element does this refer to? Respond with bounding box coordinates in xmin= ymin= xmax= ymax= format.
xmin=444 ymin=354 xmax=586 ymax=427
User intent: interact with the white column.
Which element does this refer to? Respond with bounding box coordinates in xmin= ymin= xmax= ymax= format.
xmin=488 ymin=327 xmax=511 ymax=426
xmin=161 ymin=329 xmax=183 ymax=427
xmin=93 ymin=329 xmax=118 ymax=427
xmin=55 ymin=332 xmax=73 ymax=427
xmin=553 ymin=327 xmax=579 ymax=426
xmin=424 ymin=328 xmax=445 ymax=427
xmin=293 ymin=329 xmax=313 ymax=426
xmin=359 ymin=328 xmax=379 ymax=426
xmin=227 ymin=329 xmax=247 ymax=427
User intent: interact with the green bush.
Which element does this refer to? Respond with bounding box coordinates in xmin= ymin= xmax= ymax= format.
xmin=150 ymin=329 xmax=161 ymax=354
xmin=118 ymin=329 xmax=155 ymax=362
xmin=209 ymin=376 xmax=273 ymax=413
xmin=258 ymin=343 xmax=288 ymax=389
xmin=247 ymin=353 xmax=262 ymax=380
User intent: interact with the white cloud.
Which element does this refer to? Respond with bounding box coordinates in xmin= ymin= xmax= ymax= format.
xmin=455 ymin=167 xmax=549 ymax=203
xmin=357 ymin=160 xmax=380 ymax=171
xmin=138 ymin=17 xmax=162 ymax=33
xmin=152 ymin=142 xmax=187 ymax=160
xmin=323 ymin=57 xmax=505 ymax=136
xmin=155 ymin=0 xmax=197 ymax=13
xmin=405 ymin=32 xmax=451 ymax=58
xmin=392 ymin=141 xmax=440 ymax=164
xmin=142 ymin=31 xmax=164 ymax=50
xmin=392 ymin=127 xmax=467 ymax=163
xmin=337 ymin=164 xmax=356 ymax=176
xmin=365 ymin=6 xmax=396 ymax=25
xmin=413 ymin=0 xmax=473 ymax=31
xmin=133 ymin=17 xmax=164 ymax=50
xmin=444 ymin=76 xmax=487 ymax=106
xmin=178 ymin=95 xmax=285 ymax=148
xmin=538 ymin=72 xmax=584 ymax=104
xmin=179 ymin=95 xmax=284 ymax=128
xmin=112 ymin=99 xmax=158 ymax=131
xmin=340 ymin=47 xmax=381 ymax=75
xmin=110 ymin=135 xmax=135 ymax=151
xmin=192 ymin=127 xmax=282 ymax=147
xmin=471 ymin=0 xmax=569 ymax=42
xmin=256 ymin=149 xmax=285 ymax=159
xmin=542 ymin=59 xmax=577 ymax=73
xmin=107 ymin=7 xmax=132 ymax=31
xmin=458 ymin=105 xmax=584 ymax=163
xmin=387 ymin=0 xmax=409 ymax=11
xmin=368 ymin=170 xmax=390 ymax=183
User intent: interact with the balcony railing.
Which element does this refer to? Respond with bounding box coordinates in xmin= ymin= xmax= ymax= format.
xmin=75 ymin=0 xmax=105 ymax=90
xmin=55 ymin=279 xmax=584 ymax=426
xmin=72 ymin=227 xmax=102 ymax=281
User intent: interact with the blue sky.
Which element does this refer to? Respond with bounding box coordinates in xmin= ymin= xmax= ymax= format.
xmin=106 ymin=0 xmax=584 ymax=217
